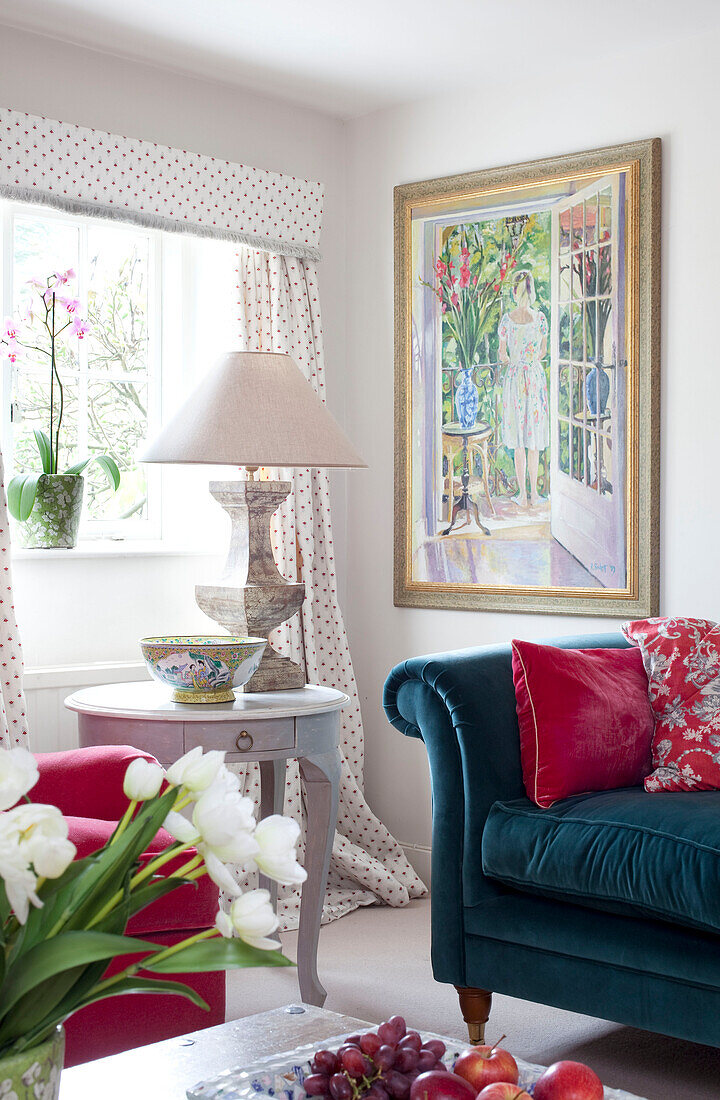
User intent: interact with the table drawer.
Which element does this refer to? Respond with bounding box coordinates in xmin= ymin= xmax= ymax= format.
xmin=183 ymin=718 xmax=295 ymax=755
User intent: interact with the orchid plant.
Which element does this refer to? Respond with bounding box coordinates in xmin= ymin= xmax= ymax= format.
xmin=0 ymin=744 xmax=302 ymax=1056
xmin=1 ymin=270 xmax=120 ymax=522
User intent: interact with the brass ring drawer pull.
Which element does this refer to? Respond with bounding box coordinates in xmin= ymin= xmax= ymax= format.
xmin=235 ymin=730 xmax=254 ymax=751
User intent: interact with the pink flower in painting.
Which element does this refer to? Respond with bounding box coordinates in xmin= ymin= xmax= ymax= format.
xmin=451 ymin=293 xmax=459 ymax=307
xmin=70 ymin=318 xmax=90 ymax=339
xmin=459 ymin=264 xmax=471 ymax=288
xmin=473 ymin=275 xmax=478 ymax=286
xmin=435 ymin=258 xmax=447 ymax=279
xmin=441 ymin=303 xmax=447 ymax=313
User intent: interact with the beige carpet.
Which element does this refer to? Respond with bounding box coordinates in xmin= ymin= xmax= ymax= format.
xmin=226 ymin=899 xmax=720 ymax=1100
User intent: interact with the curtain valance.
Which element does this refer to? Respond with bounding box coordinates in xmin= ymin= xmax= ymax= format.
xmin=0 ymin=107 xmax=323 ymax=261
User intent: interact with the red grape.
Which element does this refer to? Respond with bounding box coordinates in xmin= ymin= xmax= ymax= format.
xmin=329 ymin=1075 xmax=353 ymax=1100
xmin=373 ymin=1045 xmax=396 ymax=1071
xmin=398 ymin=1032 xmax=422 ymax=1053
xmin=340 ymin=1048 xmax=373 ymax=1080
xmin=384 ymin=1070 xmax=411 ymax=1099
xmin=416 ymin=1051 xmax=437 ymax=1072
xmin=366 ymin=1086 xmax=389 ymax=1100
xmin=421 ymin=1040 xmax=445 ymax=1060
xmin=312 ymin=1052 xmax=338 ymax=1075
xmin=360 ymin=1033 xmax=383 ymax=1057
xmin=394 ymin=1048 xmax=419 ymax=1073
xmin=387 ymin=1016 xmax=406 ymax=1039
xmin=378 ymin=1016 xmax=405 ymax=1045
xmin=336 ymin=1045 xmax=361 ymax=1058
xmin=304 ymin=1075 xmax=330 ymax=1096
xmin=345 ymin=1035 xmax=362 ymax=1045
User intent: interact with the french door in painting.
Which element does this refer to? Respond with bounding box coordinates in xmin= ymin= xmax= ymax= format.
xmin=550 ymin=174 xmax=627 ymax=587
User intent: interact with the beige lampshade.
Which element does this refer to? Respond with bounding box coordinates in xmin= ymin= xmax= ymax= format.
xmin=142 ymin=351 xmax=366 ymax=468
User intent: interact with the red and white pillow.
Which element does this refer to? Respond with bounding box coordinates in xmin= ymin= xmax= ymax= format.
xmin=622 ymin=617 xmax=720 ymax=792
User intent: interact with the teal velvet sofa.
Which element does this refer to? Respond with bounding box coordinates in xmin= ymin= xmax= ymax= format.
xmin=383 ymin=633 xmax=720 ymax=1048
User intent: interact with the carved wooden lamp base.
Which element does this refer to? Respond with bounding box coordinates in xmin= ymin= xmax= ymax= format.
xmin=195 ymin=479 xmax=306 ymax=692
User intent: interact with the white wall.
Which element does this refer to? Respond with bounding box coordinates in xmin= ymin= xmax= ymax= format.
xmin=0 ymin=26 xmax=350 ymax=749
xmin=344 ymin=28 xmax=720 ymax=872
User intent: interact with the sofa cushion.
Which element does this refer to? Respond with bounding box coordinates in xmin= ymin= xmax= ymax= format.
xmin=482 ymin=788 xmax=720 ymax=934
xmin=66 ymin=816 xmax=219 ymax=934
xmin=511 ymin=639 xmax=654 ymax=807
xmin=622 ymin=616 xmax=720 ymax=792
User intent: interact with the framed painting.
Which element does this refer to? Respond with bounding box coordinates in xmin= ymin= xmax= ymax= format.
xmin=394 ymin=138 xmax=660 ymax=615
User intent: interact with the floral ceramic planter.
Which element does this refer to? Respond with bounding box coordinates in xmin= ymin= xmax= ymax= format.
xmin=18 ymin=474 xmax=84 ymax=549
xmin=0 ymin=1026 xmax=64 ymax=1099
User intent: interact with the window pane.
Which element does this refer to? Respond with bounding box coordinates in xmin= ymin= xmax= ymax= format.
xmin=13 ymin=216 xmax=79 ymax=317
xmin=558 ymin=418 xmax=570 ymax=475
xmin=559 ymin=257 xmax=570 ymax=301
xmin=559 ymin=365 xmax=570 ymax=417
xmin=599 ymin=188 xmax=612 ymax=241
xmin=571 ymin=303 xmax=583 ymax=359
xmin=87 ymin=226 xmax=150 ymax=374
xmin=13 ymin=370 xmax=79 ymax=473
xmin=598 ymin=244 xmax=612 ymax=295
xmin=572 ymin=204 xmax=583 ymax=250
xmin=572 ymin=425 xmax=585 ymax=483
xmin=559 ymin=306 xmax=570 ymax=358
xmin=559 ymin=210 xmax=571 ymax=252
xmin=585 ymin=194 xmax=597 ymax=247
xmin=585 ymin=301 xmax=596 ymax=362
xmin=85 ymin=378 xmax=149 ymax=522
xmin=584 ymin=248 xmax=597 ymax=296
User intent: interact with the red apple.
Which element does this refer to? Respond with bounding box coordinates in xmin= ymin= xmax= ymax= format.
xmin=409 ymin=1070 xmax=477 ymax=1100
xmin=533 ymin=1061 xmax=603 ymax=1100
xmin=454 ymin=1043 xmax=519 ymax=1090
xmin=477 ymin=1086 xmax=531 ymax=1100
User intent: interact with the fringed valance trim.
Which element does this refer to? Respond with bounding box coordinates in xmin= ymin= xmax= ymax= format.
xmin=0 ymin=183 xmax=321 ymax=262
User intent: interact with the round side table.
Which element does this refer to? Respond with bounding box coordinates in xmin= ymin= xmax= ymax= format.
xmin=65 ymin=681 xmax=349 ymax=1007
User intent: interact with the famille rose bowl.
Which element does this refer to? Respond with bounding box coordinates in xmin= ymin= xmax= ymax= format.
xmin=140 ymin=635 xmax=267 ymax=704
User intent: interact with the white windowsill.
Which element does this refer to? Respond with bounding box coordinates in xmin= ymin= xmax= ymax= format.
xmin=12 ymin=540 xmax=223 ymax=561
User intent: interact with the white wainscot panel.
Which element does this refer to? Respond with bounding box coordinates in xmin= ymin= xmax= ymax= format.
xmin=25 ymin=662 xmax=150 ymax=754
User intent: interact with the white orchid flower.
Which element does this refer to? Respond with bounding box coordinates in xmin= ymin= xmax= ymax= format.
xmin=215 ymin=889 xmax=280 ymax=950
xmin=0 ymin=747 xmax=39 ymax=811
xmin=123 ymin=758 xmax=164 ymax=801
xmin=166 ymin=747 xmax=226 ymax=793
xmin=0 ymin=803 xmax=76 ymax=880
xmin=254 ymin=815 xmax=307 ymax=885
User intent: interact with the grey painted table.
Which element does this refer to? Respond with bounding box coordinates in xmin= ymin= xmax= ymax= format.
xmin=65 ymin=682 xmax=348 ymax=1007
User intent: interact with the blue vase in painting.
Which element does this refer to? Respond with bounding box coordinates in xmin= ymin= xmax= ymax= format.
xmin=586 ymin=364 xmax=610 ymax=416
xmin=455 ymin=367 xmax=479 ymax=429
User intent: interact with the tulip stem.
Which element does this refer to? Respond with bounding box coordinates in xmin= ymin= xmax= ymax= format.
xmin=142 ymin=927 xmax=218 ymax=969
xmin=86 ymin=841 xmax=194 ymax=930
xmin=174 ymin=853 xmax=203 ymax=878
xmin=111 ymin=801 xmax=137 ymax=844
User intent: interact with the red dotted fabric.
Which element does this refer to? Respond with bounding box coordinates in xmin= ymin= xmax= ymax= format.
xmin=0 ymin=452 xmax=29 ymax=748
xmin=0 ymin=108 xmax=323 ymax=260
xmin=228 ymin=248 xmax=427 ymax=929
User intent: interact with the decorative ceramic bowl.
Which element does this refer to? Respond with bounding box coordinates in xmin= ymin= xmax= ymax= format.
xmin=140 ymin=636 xmax=267 ymax=704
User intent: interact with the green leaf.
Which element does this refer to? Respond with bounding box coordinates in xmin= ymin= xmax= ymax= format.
xmin=7 ymin=474 xmax=40 ymax=521
xmin=145 ymin=938 xmax=293 ymax=974
xmin=127 ymin=876 xmax=194 ymax=920
xmin=0 ymin=930 xmax=159 ymax=1033
xmin=33 ymin=429 xmax=53 ymax=474
xmin=64 ymin=454 xmax=120 ymax=491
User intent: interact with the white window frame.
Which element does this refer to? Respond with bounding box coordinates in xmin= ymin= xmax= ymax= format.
xmin=0 ymin=198 xmax=163 ymax=542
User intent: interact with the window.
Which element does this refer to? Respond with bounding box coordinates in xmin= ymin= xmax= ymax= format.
xmin=1 ymin=201 xmax=161 ymax=540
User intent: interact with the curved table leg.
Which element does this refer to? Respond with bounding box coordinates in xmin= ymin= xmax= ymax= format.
xmin=297 ymin=749 xmax=341 ymax=1007
xmin=259 ymin=759 xmax=285 ymax=910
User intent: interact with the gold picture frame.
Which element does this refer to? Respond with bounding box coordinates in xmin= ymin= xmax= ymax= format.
xmin=394 ymin=138 xmax=660 ymax=615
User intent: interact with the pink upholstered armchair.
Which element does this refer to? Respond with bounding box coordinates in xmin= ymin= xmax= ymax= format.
xmin=31 ymin=745 xmax=226 ymax=1066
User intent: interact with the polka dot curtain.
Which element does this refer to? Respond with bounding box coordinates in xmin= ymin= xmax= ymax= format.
xmin=0 ymin=107 xmax=323 ymax=261
xmin=0 ymin=452 xmax=28 ymax=748
xmin=234 ymin=247 xmax=428 ymax=929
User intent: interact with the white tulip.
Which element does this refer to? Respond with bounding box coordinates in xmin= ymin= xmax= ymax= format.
xmin=163 ymin=810 xmax=200 ymax=845
xmin=0 ymin=841 xmax=41 ymax=925
xmin=0 ymin=803 xmax=76 ymax=880
xmin=0 ymin=747 xmax=39 ymax=811
xmin=202 ymin=849 xmax=242 ymax=897
xmin=123 ymin=758 xmax=164 ymax=801
xmin=215 ymin=889 xmax=280 ymax=949
xmin=166 ymin=747 xmax=226 ymax=793
xmin=254 ymin=815 xmax=307 ymax=886
xmin=192 ymin=788 xmax=259 ymax=865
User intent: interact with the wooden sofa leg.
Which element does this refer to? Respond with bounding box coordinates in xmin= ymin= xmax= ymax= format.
xmin=455 ymin=986 xmax=493 ymax=1045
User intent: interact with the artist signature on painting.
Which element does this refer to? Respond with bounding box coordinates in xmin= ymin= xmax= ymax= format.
xmin=589 ymin=562 xmax=616 ymax=576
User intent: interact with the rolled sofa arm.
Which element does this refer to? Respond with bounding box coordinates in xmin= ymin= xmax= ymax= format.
xmin=31 ymin=745 xmax=160 ymax=820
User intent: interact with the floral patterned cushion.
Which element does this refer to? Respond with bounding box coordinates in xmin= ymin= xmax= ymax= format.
xmin=623 ymin=617 xmax=720 ymax=792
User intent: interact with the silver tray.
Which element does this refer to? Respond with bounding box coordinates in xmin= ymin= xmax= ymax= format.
xmin=187 ymin=1028 xmax=647 ymax=1100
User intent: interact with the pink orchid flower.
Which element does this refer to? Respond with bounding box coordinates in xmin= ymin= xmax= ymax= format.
xmin=70 ymin=318 xmax=90 ymax=339
xmin=61 ymin=298 xmax=81 ymax=314
xmin=3 ymin=319 xmax=19 ymax=341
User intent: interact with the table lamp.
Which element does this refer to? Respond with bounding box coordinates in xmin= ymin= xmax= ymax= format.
xmin=142 ymin=351 xmax=365 ymax=691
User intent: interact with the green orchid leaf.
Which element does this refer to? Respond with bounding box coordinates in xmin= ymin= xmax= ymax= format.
xmin=33 ymin=429 xmax=53 ymax=474
xmin=145 ymin=937 xmax=293 ymax=974
xmin=64 ymin=454 xmax=120 ymax=491
xmin=7 ymin=474 xmax=41 ymax=522
xmin=0 ymin=930 xmax=159 ymax=1032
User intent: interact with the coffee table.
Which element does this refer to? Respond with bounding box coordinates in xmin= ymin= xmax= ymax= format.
xmin=59 ymin=1004 xmax=648 ymax=1100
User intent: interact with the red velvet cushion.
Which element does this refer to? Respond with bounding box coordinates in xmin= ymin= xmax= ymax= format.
xmin=32 ymin=745 xmax=161 ymax=820
xmin=65 ymin=817 xmax=219 ymax=933
xmin=511 ymin=640 xmax=654 ymax=808
xmin=622 ymin=616 xmax=720 ymax=792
